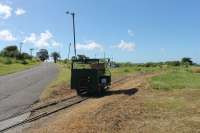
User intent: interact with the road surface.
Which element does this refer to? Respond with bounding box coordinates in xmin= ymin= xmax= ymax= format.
xmin=0 ymin=63 xmax=58 ymax=121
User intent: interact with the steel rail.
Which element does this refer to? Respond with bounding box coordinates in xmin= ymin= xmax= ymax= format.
xmin=0 ymin=75 xmax=131 ymax=133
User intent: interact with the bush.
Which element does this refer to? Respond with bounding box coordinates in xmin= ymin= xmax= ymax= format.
xmin=15 ymin=59 xmax=29 ymax=65
xmin=3 ymin=58 xmax=12 ymax=64
xmin=124 ymin=69 xmax=130 ymax=72
xmin=17 ymin=52 xmax=32 ymax=60
xmin=144 ymin=62 xmax=157 ymax=67
xmin=21 ymin=60 xmax=28 ymax=65
xmin=166 ymin=61 xmax=181 ymax=66
xmin=135 ymin=67 xmax=142 ymax=71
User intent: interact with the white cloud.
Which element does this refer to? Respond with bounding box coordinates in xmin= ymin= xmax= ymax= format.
xmin=23 ymin=33 xmax=36 ymax=43
xmin=0 ymin=30 xmax=16 ymax=41
xmin=36 ymin=31 xmax=53 ymax=47
xmin=23 ymin=31 xmax=60 ymax=48
xmin=0 ymin=3 xmax=12 ymax=19
xmin=116 ymin=40 xmax=136 ymax=52
xmin=15 ymin=8 xmax=26 ymax=16
xmin=77 ymin=41 xmax=103 ymax=51
xmin=52 ymin=40 xmax=61 ymax=47
xmin=128 ymin=29 xmax=134 ymax=37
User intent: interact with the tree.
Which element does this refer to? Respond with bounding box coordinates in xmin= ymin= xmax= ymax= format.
xmin=77 ymin=54 xmax=89 ymax=60
xmin=181 ymin=57 xmax=193 ymax=66
xmin=36 ymin=49 xmax=49 ymax=62
xmin=0 ymin=45 xmax=20 ymax=58
xmin=165 ymin=61 xmax=181 ymax=66
xmin=51 ymin=52 xmax=60 ymax=63
xmin=16 ymin=52 xmax=32 ymax=60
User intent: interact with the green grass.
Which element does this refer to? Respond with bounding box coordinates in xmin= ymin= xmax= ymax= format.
xmin=0 ymin=58 xmax=39 ymax=76
xmin=111 ymin=66 xmax=162 ymax=79
xmin=49 ymin=63 xmax=71 ymax=85
xmin=110 ymin=66 xmax=137 ymax=78
xmin=40 ymin=63 xmax=71 ymax=100
xmin=40 ymin=64 xmax=164 ymax=100
xmin=150 ymin=67 xmax=200 ymax=90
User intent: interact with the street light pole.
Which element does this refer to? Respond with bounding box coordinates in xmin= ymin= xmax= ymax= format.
xmin=66 ymin=11 xmax=77 ymax=57
xmin=30 ymin=48 xmax=34 ymax=57
xmin=72 ymin=13 xmax=76 ymax=57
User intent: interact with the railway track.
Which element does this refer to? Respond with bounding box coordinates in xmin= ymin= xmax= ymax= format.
xmin=0 ymin=75 xmax=133 ymax=132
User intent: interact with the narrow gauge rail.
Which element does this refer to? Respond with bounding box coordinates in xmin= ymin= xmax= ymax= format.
xmin=0 ymin=75 xmax=131 ymax=133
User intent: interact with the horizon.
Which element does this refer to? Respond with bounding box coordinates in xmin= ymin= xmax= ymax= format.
xmin=0 ymin=0 xmax=200 ymax=63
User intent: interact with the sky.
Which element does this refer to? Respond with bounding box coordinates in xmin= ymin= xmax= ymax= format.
xmin=0 ymin=0 xmax=200 ymax=63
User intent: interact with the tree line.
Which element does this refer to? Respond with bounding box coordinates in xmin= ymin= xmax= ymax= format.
xmin=0 ymin=45 xmax=196 ymax=66
xmin=117 ymin=57 xmax=195 ymax=67
xmin=0 ymin=45 xmax=61 ymax=64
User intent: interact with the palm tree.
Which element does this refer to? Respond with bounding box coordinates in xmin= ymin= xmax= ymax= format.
xmin=51 ymin=52 xmax=60 ymax=63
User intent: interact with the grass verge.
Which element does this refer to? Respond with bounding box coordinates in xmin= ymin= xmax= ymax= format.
xmin=0 ymin=60 xmax=39 ymax=76
xmin=39 ymin=64 xmax=163 ymax=100
xmin=40 ymin=63 xmax=71 ymax=100
xmin=150 ymin=67 xmax=200 ymax=90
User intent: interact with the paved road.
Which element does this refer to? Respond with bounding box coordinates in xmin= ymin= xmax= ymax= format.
xmin=0 ymin=63 xmax=58 ymax=121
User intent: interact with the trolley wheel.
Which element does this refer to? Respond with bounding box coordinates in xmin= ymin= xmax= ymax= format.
xmin=96 ymin=86 xmax=105 ymax=97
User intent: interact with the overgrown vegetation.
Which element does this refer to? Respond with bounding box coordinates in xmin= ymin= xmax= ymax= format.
xmin=116 ymin=57 xmax=195 ymax=68
xmin=150 ymin=67 xmax=200 ymax=90
xmin=40 ymin=56 xmax=200 ymax=100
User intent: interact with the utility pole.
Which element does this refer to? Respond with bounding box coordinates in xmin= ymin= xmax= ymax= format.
xmin=30 ymin=48 xmax=34 ymax=57
xmin=19 ymin=42 xmax=23 ymax=54
xmin=66 ymin=11 xmax=77 ymax=57
xmin=68 ymin=43 xmax=71 ymax=60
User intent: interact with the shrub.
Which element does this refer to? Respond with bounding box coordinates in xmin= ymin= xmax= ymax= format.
xmin=166 ymin=61 xmax=181 ymax=66
xmin=17 ymin=52 xmax=32 ymax=60
xmin=135 ymin=67 xmax=141 ymax=71
xmin=124 ymin=69 xmax=130 ymax=72
xmin=3 ymin=58 xmax=12 ymax=64
xmin=21 ymin=60 xmax=28 ymax=65
xmin=144 ymin=62 xmax=157 ymax=67
xmin=15 ymin=60 xmax=29 ymax=65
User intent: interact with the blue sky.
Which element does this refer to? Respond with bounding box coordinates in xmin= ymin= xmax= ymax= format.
xmin=0 ymin=0 xmax=200 ymax=63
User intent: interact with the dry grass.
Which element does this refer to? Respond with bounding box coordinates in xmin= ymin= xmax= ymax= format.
xmin=24 ymin=73 xmax=200 ymax=133
xmin=191 ymin=67 xmax=200 ymax=73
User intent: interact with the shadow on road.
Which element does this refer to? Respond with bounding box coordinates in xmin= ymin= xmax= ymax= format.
xmin=105 ymin=88 xmax=138 ymax=96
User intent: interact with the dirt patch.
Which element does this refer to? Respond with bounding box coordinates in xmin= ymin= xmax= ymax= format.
xmin=33 ymin=83 xmax=76 ymax=109
xmin=23 ymin=73 xmax=200 ymax=133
